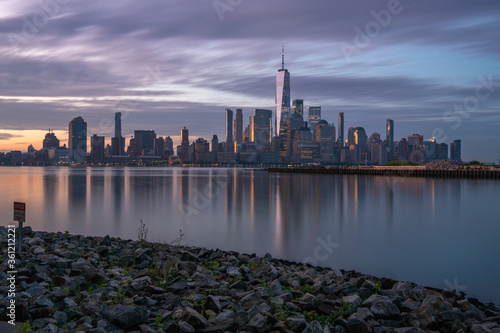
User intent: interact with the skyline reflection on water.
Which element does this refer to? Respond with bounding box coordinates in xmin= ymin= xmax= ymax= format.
xmin=1 ymin=166 xmax=499 ymax=304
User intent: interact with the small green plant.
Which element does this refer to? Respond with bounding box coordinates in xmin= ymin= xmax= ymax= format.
xmin=63 ymin=230 xmax=70 ymax=240
xmin=17 ymin=320 xmax=36 ymax=333
xmin=63 ymin=287 xmax=69 ymax=296
xmin=302 ymin=285 xmax=314 ymax=293
xmin=374 ymin=281 xmax=382 ymax=294
xmin=15 ymin=321 xmax=35 ymax=333
xmin=204 ymin=260 xmax=219 ymax=271
xmin=304 ymin=302 xmax=352 ymax=326
xmin=137 ymin=219 xmax=148 ymax=247
xmin=282 ymin=285 xmax=291 ymax=290
xmin=250 ymin=261 xmax=259 ymax=268
xmin=155 ymin=313 xmax=164 ymax=330
xmin=123 ymin=267 xmax=130 ymax=275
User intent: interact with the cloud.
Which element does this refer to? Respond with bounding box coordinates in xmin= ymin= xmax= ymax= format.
xmin=0 ymin=0 xmax=499 ymax=161
xmin=0 ymin=133 xmax=21 ymax=140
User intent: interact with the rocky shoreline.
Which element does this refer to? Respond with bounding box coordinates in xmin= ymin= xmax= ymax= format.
xmin=1 ymin=227 xmax=499 ymax=333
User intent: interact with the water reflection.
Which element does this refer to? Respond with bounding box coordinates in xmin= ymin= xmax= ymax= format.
xmin=1 ymin=167 xmax=498 ymax=305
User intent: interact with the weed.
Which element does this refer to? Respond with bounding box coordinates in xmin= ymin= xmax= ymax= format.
xmin=155 ymin=313 xmax=164 ymax=330
xmin=137 ymin=220 xmax=148 ymax=247
xmin=302 ymin=285 xmax=314 ymax=293
xmin=374 ymin=281 xmax=382 ymax=294
xmin=63 ymin=230 xmax=70 ymax=240
xmin=15 ymin=321 xmax=35 ymax=333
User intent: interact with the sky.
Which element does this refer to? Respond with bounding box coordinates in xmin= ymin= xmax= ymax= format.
xmin=1 ymin=0 xmax=500 ymax=162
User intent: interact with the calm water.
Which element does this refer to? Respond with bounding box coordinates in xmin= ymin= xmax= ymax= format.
xmin=2 ymin=167 xmax=499 ymax=304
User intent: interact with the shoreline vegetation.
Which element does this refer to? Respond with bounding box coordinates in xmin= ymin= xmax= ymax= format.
xmin=1 ymin=227 xmax=500 ymax=333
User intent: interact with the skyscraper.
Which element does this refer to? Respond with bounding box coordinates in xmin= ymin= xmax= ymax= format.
xmin=115 ymin=112 xmax=122 ymax=137
xmin=90 ymin=134 xmax=105 ymax=164
xmin=112 ymin=112 xmax=125 ymax=156
xmin=181 ymin=127 xmax=189 ymax=162
xmin=276 ymin=46 xmax=291 ymax=136
xmin=450 ymin=140 xmax=461 ymax=161
xmin=386 ymin=119 xmax=394 ymax=161
xmin=250 ymin=109 xmax=273 ymax=150
xmin=225 ymin=109 xmax=233 ymax=143
xmin=43 ymin=130 xmax=60 ymax=149
xmin=292 ymin=99 xmax=304 ymax=119
xmin=338 ymin=112 xmax=344 ymax=148
xmin=308 ymin=105 xmax=321 ymax=132
xmin=133 ymin=130 xmax=156 ymax=155
xmin=68 ymin=116 xmax=87 ymax=164
xmin=234 ymin=108 xmax=243 ymax=144
xmin=211 ymin=135 xmax=219 ymax=163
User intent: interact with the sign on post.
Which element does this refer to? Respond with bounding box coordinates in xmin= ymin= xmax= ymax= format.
xmin=13 ymin=202 xmax=26 ymax=254
xmin=14 ymin=202 xmax=26 ymax=222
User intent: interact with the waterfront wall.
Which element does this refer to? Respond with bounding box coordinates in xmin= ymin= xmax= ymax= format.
xmin=267 ymin=166 xmax=500 ymax=179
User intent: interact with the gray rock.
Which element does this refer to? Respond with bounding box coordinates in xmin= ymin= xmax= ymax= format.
xmin=167 ymin=279 xmax=188 ymax=292
xmin=179 ymin=320 xmax=196 ymax=333
xmin=247 ymin=313 xmax=268 ymax=333
xmin=401 ymin=298 xmax=420 ymax=312
xmin=35 ymin=296 xmax=54 ymax=308
xmin=53 ymin=310 xmax=67 ymax=325
xmin=286 ymin=315 xmax=307 ymax=332
xmin=205 ymin=295 xmax=222 ymax=313
xmin=268 ymin=280 xmax=283 ymax=297
xmin=25 ymin=282 xmax=46 ymax=297
xmin=346 ymin=315 xmax=370 ymax=333
xmin=304 ymin=320 xmax=324 ymax=333
xmin=64 ymin=297 xmax=78 ymax=308
xmin=343 ymin=295 xmax=362 ymax=308
xmin=102 ymin=304 xmax=149 ymax=329
xmin=130 ymin=276 xmax=151 ymax=291
xmin=182 ymin=307 xmax=208 ymax=328
xmin=370 ymin=298 xmax=401 ymax=319
xmin=393 ymin=328 xmax=421 ymax=333
xmin=60 ymin=250 xmax=81 ymax=260
xmin=216 ymin=310 xmax=235 ymax=322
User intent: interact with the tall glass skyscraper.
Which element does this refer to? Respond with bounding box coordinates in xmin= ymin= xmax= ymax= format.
xmin=338 ymin=112 xmax=344 ymax=148
xmin=276 ymin=47 xmax=290 ymax=137
xmin=68 ymin=116 xmax=87 ymax=164
xmin=250 ymin=109 xmax=273 ymax=150
xmin=386 ymin=119 xmax=394 ymax=161
xmin=225 ymin=108 xmax=233 ymax=143
xmin=308 ymin=105 xmax=321 ymax=132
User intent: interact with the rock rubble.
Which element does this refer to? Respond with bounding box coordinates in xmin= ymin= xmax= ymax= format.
xmin=0 ymin=227 xmax=499 ymax=333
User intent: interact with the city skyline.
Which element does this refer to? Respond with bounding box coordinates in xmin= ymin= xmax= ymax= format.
xmin=1 ymin=1 xmax=500 ymax=161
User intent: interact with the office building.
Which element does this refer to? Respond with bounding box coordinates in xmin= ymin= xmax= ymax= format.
xmin=133 ymin=130 xmax=156 ymax=156
xmin=194 ymin=138 xmax=211 ymax=163
xmin=225 ymin=108 xmax=233 ymax=143
xmin=338 ymin=112 xmax=344 ymax=148
xmin=154 ymin=137 xmax=165 ymax=157
xmin=313 ymin=120 xmax=334 ymax=163
xmin=438 ymin=143 xmax=448 ymax=160
xmin=211 ymin=135 xmax=219 ymax=163
xmin=43 ymin=130 xmax=60 ymax=150
xmin=90 ymin=134 xmax=105 ymax=164
xmin=181 ymin=127 xmax=189 ymax=162
xmin=450 ymin=140 xmax=461 ymax=161
xmin=250 ymin=109 xmax=273 ymax=150
xmin=292 ymin=99 xmax=304 ymax=118
xmin=276 ymin=46 xmax=291 ymax=136
xmin=165 ymin=136 xmax=174 ymax=156
xmin=112 ymin=112 xmax=125 ymax=156
xmin=68 ymin=116 xmax=87 ymax=163
xmin=308 ymin=105 xmax=321 ymax=132
xmin=386 ymin=119 xmax=394 ymax=161
xmin=234 ymin=108 xmax=243 ymax=144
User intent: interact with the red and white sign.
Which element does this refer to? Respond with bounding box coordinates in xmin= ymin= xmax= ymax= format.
xmin=14 ymin=202 xmax=26 ymax=222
